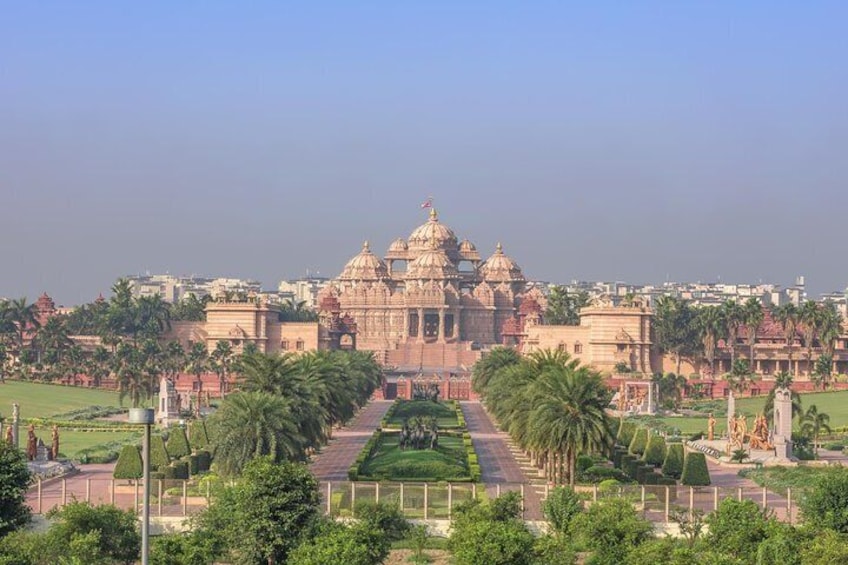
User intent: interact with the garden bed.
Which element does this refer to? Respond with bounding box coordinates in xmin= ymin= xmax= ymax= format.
xmin=381 ymin=400 xmax=464 ymax=430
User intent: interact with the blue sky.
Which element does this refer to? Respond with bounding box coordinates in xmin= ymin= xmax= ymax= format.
xmin=1 ymin=2 xmax=846 ymax=304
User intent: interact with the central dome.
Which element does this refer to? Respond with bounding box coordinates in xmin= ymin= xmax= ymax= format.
xmin=339 ymin=241 xmax=389 ymax=281
xmin=407 ymin=209 xmax=459 ymax=258
xmin=406 ymin=247 xmax=459 ymax=280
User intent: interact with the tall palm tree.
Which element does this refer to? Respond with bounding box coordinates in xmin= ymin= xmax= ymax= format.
xmin=7 ymin=297 xmax=40 ymax=352
xmin=696 ymin=306 xmax=724 ymax=376
xmin=113 ymin=342 xmax=147 ymax=407
xmin=720 ymin=300 xmax=745 ymax=367
xmin=653 ymin=295 xmax=697 ymax=376
xmin=209 ymin=391 xmax=304 ymax=476
xmin=742 ymin=297 xmax=764 ymax=369
xmin=772 ymin=303 xmax=799 ymax=377
xmin=472 ymin=346 xmax=522 ymax=394
xmin=186 ymin=342 xmax=209 ymax=414
xmin=763 ymin=371 xmax=803 ymax=422
xmin=526 ymin=363 xmax=614 ymax=486
xmin=801 ymin=404 xmax=832 ymax=457
xmin=798 ymin=300 xmax=821 ymax=375
xmin=210 ymin=340 xmax=235 ymax=396
xmin=817 ymin=301 xmax=843 ymax=361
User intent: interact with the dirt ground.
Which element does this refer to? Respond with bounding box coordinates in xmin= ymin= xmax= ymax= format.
xmin=385 ymin=549 xmax=451 ymax=565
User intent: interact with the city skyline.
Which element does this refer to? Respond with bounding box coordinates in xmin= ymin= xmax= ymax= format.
xmin=3 ymin=3 xmax=847 ymax=304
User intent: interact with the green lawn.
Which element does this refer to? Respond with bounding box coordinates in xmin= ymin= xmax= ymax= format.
xmin=34 ymin=428 xmax=142 ymax=459
xmin=359 ymin=433 xmax=470 ymax=481
xmin=386 ymin=400 xmax=460 ymax=428
xmin=0 ymin=381 xmax=129 ymax=419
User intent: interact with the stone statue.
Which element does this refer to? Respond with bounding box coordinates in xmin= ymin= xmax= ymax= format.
xmin=26 ymin=424 xmax=37 ymax=461
xmin=707 ymin=413 xmax=716 ymax=441
xmin=51 ymin=424 xmax=60 ymax=460
xmin=749 ymin=413 xmax=772 ymax=450
xmin=617 ymin=383 xmax=626 ymax=412
xmin=4 ymin=425 xmax=12 ymax=445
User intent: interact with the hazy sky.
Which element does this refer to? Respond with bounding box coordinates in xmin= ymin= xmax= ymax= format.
xmin=2 ymin=2 xmax=847 ymax=305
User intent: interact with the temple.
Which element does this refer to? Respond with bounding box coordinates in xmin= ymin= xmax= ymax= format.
xmin=317 ymin=209 xmax=545 ymax=372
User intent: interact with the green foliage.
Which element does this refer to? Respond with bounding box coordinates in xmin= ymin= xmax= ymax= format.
xmin=195 ymin=450 xmax=211 ymax=472
xmin=681 ymin=452 xmax=710 ymax=486
xmin=288 ymin=522 xmax=389 ymax=565
xmin=450 ymin=519 xmax=535 ymax=565
xmin=197 ymin=457 xmax=320 ymax=565
xmin=46 ymin=501 xmax=140 ymax=564
xmin=0 ymin=442 xmax=31 ymax=538
xmin=166 ymin=427 xmax=190 ymax=459
xmin=704 ymin=498 xmax=772 ymax=562
xmin=150 ymin=531 xmax=220 ymax=565
xmin=627 ymin=538 xmax=698 ymax=565
xmin=755 ymin=522 xmax=807 ymax=565
xmin=489 ymin=491 xmax=523 ymax=522
xmin=352 ymin=501 xmax=410 ymax=542
xmin=186 ymin=455 xmax=199 ymax=476
xmin=188 ymin=420 xmax=209 ymax=451
xmin=800 ymin=466 xmax=848 ymax=532
xmin=545 ymin=287 xmax=589 ymax=326
xmin=799 ymin=529 xmax=848 ymax=564
xmin=580 ymin=465 xmax=630 ymax=483
xmin=150 ymin=435 xmax=170 ymax=471
xmin=542 ymin=486 xmax=583 ymax=535
xmin=642 ymin=434 xmax=666 ymax=466
xmin=616 ymin=420 xmax=636 ymax=448
xmin=663 ymin=443 xmax=684 ymax=479
xmin=570 ymin=497 xmax=652 ymax=565
xmin=112 ymin=445 xmax=142 ymax=479
xmin=628 ymin=428 xmax=648 ymax=456
xmin=531 ymin=535 xmax=576 ymax=565
xmin=171 ymin=461 xmax=189 ymax=480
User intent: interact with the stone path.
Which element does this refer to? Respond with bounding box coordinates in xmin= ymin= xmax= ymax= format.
xmin=309 ymin=400 xmax=393 ymax=481
xmin=462 ymin=401 xmax=545 ymax=519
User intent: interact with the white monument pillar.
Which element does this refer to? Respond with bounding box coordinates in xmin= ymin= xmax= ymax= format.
xmin=12 ymin=403 xmax=19 ymax=448
xmin=726 ymin=391 xmax=735 ymax=439
xmin=773 ymin=387 xmax=793 ymax=460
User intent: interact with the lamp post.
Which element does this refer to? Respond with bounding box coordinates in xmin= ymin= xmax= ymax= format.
xmin=129 ymin=408 xmax=154 ymax=565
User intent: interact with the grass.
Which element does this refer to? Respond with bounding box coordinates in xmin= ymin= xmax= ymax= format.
xmin=738 ymin=465 xmax=835 ymax=496
xmin=35 ymin=428 xmax=142 ymax=459
xmin=0 ymin=381 xmax=127 ymax=419
xmin=386 ymin=401 xmax=460 ymax=429
xmin=359 ymin=434 xmax=470 ymax=481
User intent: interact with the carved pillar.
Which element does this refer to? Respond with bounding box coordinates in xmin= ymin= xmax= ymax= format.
xmin=417 ymin=308 xmax=424 ymax=343
xmin=453 ymin=309 xmax=461 ymax=342
xmin=438 ymin=310 xmax=446 ymax=343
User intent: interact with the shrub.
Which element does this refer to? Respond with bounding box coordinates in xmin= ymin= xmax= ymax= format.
xmin=624 ymin=457 xmax=641 ymax=480
xmin=629 ymin=428 xmax=648 ymax=456
xmin=450 ymin=518 xmax=535 ymax=565
xmin=576 ymin=454 xmax=595 ymax=476
xmin=542 ymin=487 xmax=583 ymax=535
xmin=196 ymin=450 xmax=212 ymax=472
xmin=0 ymin=442 xmax=31 ymax=537
xmin=167 ymin=427 xmax=191 ymax=459
xmin=635 ymin=465 xmax=656 ymax=484
xmin=616 ymin=420 xmax=637 ymax=449
xmin=823 ymin=442 xmax=844 ymax=451
xmin=582 ymin=465 xmax=630 ymax=484
xmin=150 ymin=435 xmax=170 ymax=471
xmin=288 ymin=522 xmax=389 ymax=565
xmin=189 ymin=419 xmax=210 ymax=450
xmin=681 ymin=452 xmax=711 ymax=486
xmin=353 ymin=501 xmax=410 ymax=542
xmin=642 ymin=435 xmax=666 ymax=467
xmin=662 ymin=443 xmax=685 ymax=479
xmin=171 ymin=460 xmax=190 ymax=480
xmin=800 ymin=467 xmax=848 ymax=532
xmin=113 ymin=445 xmax=143 ymax=479
xmin=533 ymin=534 xmax=577 ymax=565
xmin=612 ymin=447 xmax=627 ymax=469
xmin=570 ymin=497 xmax=652 ymax=564
xmin=705 ymin=499 xmax=771 ymax=561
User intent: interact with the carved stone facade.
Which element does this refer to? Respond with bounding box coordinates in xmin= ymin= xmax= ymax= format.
xmin=318 ymin=210 xmax=543 ymax=369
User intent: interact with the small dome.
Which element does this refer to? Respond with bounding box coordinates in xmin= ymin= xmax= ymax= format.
xmin=406 ymin=247 xmax=459 ymax=280
xmin=458 ymin=238 xmax=481 ymax=262
xmin=389 ymin=238 xmax=408 ymax=252
xmin=339 ymin=241 xmax=389 ymax=281
xmin=480 ymin=243 xmax=525 ymax=283
xmin=408 ymin=209 xmax=459 ymax=256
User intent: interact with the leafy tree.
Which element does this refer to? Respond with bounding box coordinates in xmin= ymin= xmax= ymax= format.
xmin=542 ymin=486 xmax=583 ymax=535
xmin=570 ymin=497 xmax=652 ymax=565
xmin=287 ymin=522 xmax=388 ymax=565
xmin=352 ymin=501 xmax=410 ymax=542
xmin=755 ymin=521 xmax=807 ymax=565
xmin=188 ymin=420 xmax=209 ymax=451
xmin=813 ymin=354 xmax=834 ymax=390
xmin=545 ymin=287 xmax=589 ymax=326
xmin=651 ymin=372 xmax=688 ymax=410
xmin=199 ymin=457 xmax=320 ymax=565
xmin=279 ymin=299 xmax=319 ymax=323
xmin=150 ymin=531 xmax=220 ymax=565
xmin=169 ymin=294 xmax=210 ymax=322
xmin=726 ymin=359 xmax=753 ymax=393
xmin=45 ymin=502 xmax=140 ymax=565
xmin=800 ymin=466 xmax=848 ymax=532
xmin=680 ymin=452 xmax=710 ymax=486
xmin=662 ymin=443 xmax=684 ymax=479
xmin=532 ymin=535 xmax=576 ymax=565
xmin=764 ymin=371 xmax=803 ymax=422
xmin=800 ymin=404 xmax=831 ymax=456
xmin=799 ymin=529 xmax=848 ymax=564
xmin=653 ymin=296 xmax=698 ymax=376
xmin=450 ymin=518 xmax=535 ymax=565
xmin=703 ymin=498 xmax=771 ymax=563
xmin=113 ymin=445 xmax=143 ymax=480
xmin=0 ymin=442 xmax=31 ymax=537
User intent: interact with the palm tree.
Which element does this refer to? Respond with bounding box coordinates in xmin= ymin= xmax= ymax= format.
xmin=113 ymin=342 xmax=147 ymax=407
xmin=210 ymin=340 xmax=235 ymax=396
xmin=696 ymin=306 xmax=724 ymax=376
xmin=653 ymin=296 xmax=697 ymax=376
xmin=526 ymin=362 xmax=614 ymax=486
xmin=136 ymin=294 xmax=172 ymax=339
xmin=186 ymin=342 xmax=209 ymax=415
xmin=472 ymin=346 xmax=522 ymax=394
xmin=720 ymin=300 xmax=745 ymax=367
xmin=772 ymin=304 xmax=799 ymax=377
xmin=799 ymin=300 xmax=821 ymax=375
xmin=763 ymin=371 xmax=803 ymax=422
xmin=801 ymin=404 xmax=832 ymax=457
xmin=7 ymin=297 xmax=40 ymax=352
xmin=87 ymin=346 xmax=111 ymax=387
xmin=208 ymin=391 xmax=304 ymax=476
xmin=742 ymin=298 xmax=764 ymax=369
xmin=726 ymin=359 xmax=752 ymax=393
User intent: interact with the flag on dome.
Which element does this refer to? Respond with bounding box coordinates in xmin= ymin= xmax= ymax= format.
xmin=420 ymin=197 xmax=433 ymax=209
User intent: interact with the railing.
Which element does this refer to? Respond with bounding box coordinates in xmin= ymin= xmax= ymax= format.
xmin=27 ymin=479 xmax=803 ymax=525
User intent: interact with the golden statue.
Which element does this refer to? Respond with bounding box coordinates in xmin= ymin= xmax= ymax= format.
xmin=749 ymin=412 xmax=772 ymax=450
xmin=707 ymin=413 xmax=716 ymax=441
xmin=51 ymin=424 xmax=60 ymax=460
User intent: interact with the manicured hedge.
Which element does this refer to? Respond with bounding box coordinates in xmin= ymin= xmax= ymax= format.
xmin=628 ymin=428 xmax=648 ymax=456
xmin=150 ymin=435 xmax=170 ymax=471
xmin=187 ymin=454 xmax=199 ymax=476
xmin=167 ymin=460 xmax=190 ymax=480
xmin=642 ymin=435 xmax=667 ymax=467
xmin=662 ymin=443 xmax=685 ymax=479
xmin=623 ymin=456 xmax=640 ymax=480
xmin=196 ymin=450 xmax=211 ymax=472
xmin=681 ymin=452 xmax=711 ymax=486
xmin=113 ymin=445 xmax=143 ymax=479
xmin=189 ymin=419 xmax=209 ymax=450
xmin=616 ymin=420 xmax=637 ymax=449
xmin=166 ymin=427 xmax=191 ymax=459
xmin=612 ymin=447 xmax=628 ymax=469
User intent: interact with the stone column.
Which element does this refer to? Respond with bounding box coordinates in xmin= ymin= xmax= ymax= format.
xmin=773 ymin=387 xmax=793 ymax=460
xmin=726 ymin=392 xmax=735 ymax=440
xmin=417 ymin=308 xmax=424 ymax=343
xmin=453 ymin=309 xmax=461 ymax=342
xmin=12 ymin=403 xmax=19 ymax=449
xmin=438 ymin=310 xmax=446 ymax=343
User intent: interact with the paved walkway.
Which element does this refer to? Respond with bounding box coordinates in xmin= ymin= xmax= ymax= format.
xmin=462 ymin=401 xmax=545 ymax=519
xmin=309 ymin=400 xmax=393 ymax=481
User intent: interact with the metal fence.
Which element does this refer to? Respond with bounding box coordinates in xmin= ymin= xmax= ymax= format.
xmin=27 ymin=478 xmax=803 ymax=525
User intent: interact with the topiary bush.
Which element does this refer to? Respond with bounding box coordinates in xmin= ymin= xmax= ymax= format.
xmin=642 ymin=435 xmax=667 ymax=467
xmin=196 ymin=450 xmax=211 ymax=472
xmin=681 ymin=452 xmax=711 ymax=486
xmin=662 ymin=443 xmax=685 ymax=479
xmin=628 ymin=428 xmax=648 ymax=456
xmin=624 ymin=458 xmax=641 ymax=481
xmin=150 ymin=435 xmax=170 ymax=471
xmin=113 ymin=445 xmax=143 ymax=479
xmin=167 ymin=427 xmax=191 ymax=459
xmin=189 ymin=419 xmax=209 ymax=451
xmin=187 ymin=454 xmax=199 ymax=476
xmin=616 ymin=420 xmax=637 ymax=449
xmin=170 ymin=460 xmax=189 ymax=480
